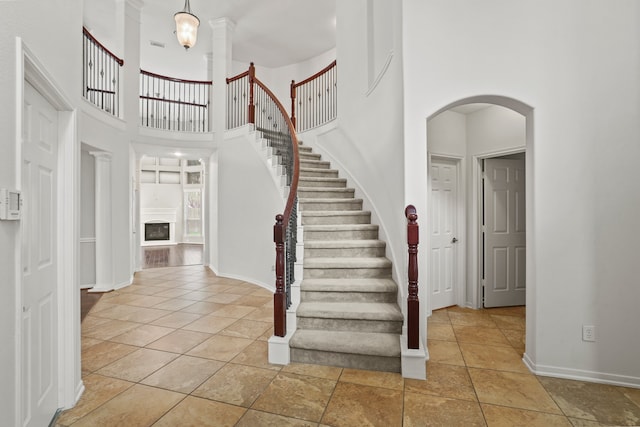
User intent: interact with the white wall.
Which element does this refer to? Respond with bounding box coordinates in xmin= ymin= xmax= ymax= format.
xmin=427 ymin=110 xmax=466 ymax=157
xmin=140 ymin=182 xmax=184 ymax=242
xmin=404 ymin=0 xmax=640 ymax=385
xmin=215 ymin=131 xmax=285 ymax=288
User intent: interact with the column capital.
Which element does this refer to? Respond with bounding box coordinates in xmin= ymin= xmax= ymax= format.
xmin=209 ymin=17 xmax=236 ymax=32
xmin=89 ymin=151 xmax=113 ymax=161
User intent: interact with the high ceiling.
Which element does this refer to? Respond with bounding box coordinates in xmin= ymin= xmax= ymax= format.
xmin=84 ymin=0 xmax=336 ymax=69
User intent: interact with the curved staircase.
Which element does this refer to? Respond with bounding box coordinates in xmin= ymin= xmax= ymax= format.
xmin=290 ymin=144 xmax=403 ymax=373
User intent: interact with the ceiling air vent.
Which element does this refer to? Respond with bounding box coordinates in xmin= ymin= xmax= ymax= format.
xmin=150 ymin=40 xmax=165 ymax=48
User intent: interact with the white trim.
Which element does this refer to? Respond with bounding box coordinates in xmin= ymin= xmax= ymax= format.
xmin=523 ymin=354 xmax=640 ymax=388
xmin=79 ymin=237 xmax=96 ymax=244
xmin=16 ymin=38 xmax=81 ymax=422
xmin=401 ymin=336 xmax=428 ymax=380
xmin=214 ymin=272 xmax=275 ymax=293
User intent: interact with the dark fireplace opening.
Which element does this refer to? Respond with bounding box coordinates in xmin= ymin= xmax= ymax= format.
xmin=145 ymin=222 xmax=170 ymax=241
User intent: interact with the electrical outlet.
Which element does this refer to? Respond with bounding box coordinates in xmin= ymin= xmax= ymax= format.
xmin=582 ymin=325 xmax=596 ymax=342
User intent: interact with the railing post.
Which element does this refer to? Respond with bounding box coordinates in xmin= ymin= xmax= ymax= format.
xmin=248 ymin=62 xmax=256 ymax=124
xmin=274 ymin=214 xmax=287 ymax=337
xmin=290 ymin=80 xmax=296 ymax=130
xmin=405 ymin=205 xmax=420 ymax=349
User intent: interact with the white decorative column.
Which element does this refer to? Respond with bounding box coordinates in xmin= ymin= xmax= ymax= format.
xmin=89 ymin=152 xmax=114 ymax=292
xmin=210 ymin=18 xmax=236 ymax=138
xmin=116 ymin=0 xmax=144 ymax=129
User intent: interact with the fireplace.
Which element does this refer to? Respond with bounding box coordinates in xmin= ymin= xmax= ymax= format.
xmin=145 ymin=222 xmax=170 ymax=241
xmin=141 ymin=208 xmax=177 ymax=246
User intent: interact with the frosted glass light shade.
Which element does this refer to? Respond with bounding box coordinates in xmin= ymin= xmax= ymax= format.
xmin=174 ymin=11 xmax=200 ymax=50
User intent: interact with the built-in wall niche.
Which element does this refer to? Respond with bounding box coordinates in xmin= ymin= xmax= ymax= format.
xmin=140 ymin=156 xmax=200 ymax=184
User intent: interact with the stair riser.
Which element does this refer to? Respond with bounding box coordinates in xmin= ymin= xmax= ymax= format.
xmin=304 ymin=267 xmax=391 ymax=279
xmin=299 ymin=153 xmax=322 ymax=161
xmin=299 ymin=179 xmax=347 ymax=188
xmin=304 ymin=229 xmax=378 ymax=240
xmin=296 ymin=316 xmax=403 ymax=334
xmin=305 ymin=246 xmax=386 ymax=258
xmin=300 ymin=291 xmax=396 ymax=303
xmin=302 ymin=213 xmax=371 ymax=225
xmin=290 ymin=349 xmax=401 ymax=373
xmin=299 ymin=169 xmax=339 ymax=178
xmin=298 ymin=189 xmax=355 ymax=199
xmin=300 ymin=200 xmax=363 ymax=211
xmin=300 ymin=161 xmax=330 ymax=169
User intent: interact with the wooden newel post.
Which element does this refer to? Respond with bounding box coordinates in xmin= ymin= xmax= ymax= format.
xmin=248 ymin=62 xmax=256 ymax=124
xmin=290 ymin=80 xmax=296 ymax=129
xmin=274 ymin=214 xmax=287 ymax=337
xmin=405 ymin=205 xmax=420 ymax=349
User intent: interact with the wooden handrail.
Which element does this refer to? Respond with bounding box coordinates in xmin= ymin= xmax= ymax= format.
xmin=226 ymin=70 xmax=249 ymax=84
xmin=140 ymin=69 xmax=212 ymax=85
xmin=405 ymin=205 xmax=420 ymax=350
xmin=82 ymin=27 xmax=124 ymax=66
xmin=292 ymin=60 xmax=337 ymax=89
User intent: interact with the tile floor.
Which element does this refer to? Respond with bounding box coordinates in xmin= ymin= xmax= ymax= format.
xmin=59 ymin=265 xmax=640 ymax=426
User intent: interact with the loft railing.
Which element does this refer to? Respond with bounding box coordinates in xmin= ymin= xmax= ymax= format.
xmin=139 ymin=70 xmax=212 ymax=132
xmin=291 ymin=60 xmax=337 ymax=132
xmin=83 ymin=27 xmax=123 ymax=116
xmin=227 ymin=63 xmax=300 ymax=336
xmin=405 ymin=205 xmax=420 ymax=349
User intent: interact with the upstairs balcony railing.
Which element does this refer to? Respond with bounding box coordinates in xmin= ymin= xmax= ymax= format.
xmin=291 ymin=60 xmax=337 ymax=132
xmin=83 ymin=27 xmax=123 ymax=116
xmin=227 ymin=63 xmax=300 ymax=337
xmin=140 ymin=70 xmax=212 ymax=132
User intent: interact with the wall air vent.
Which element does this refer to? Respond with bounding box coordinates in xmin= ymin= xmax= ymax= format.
xmin=150 ymin=40 xmax=165 ymax=48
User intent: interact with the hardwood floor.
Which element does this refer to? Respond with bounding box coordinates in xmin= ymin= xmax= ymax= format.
xmin=141 ymin=244 xmax=204 ymax=269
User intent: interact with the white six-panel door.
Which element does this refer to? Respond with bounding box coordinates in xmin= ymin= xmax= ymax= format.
xmin=483 ymin=158 xmax=526 ymax=308
xmin=22 ymin=82 xmax=59 ymax=427
xmin=430 ymin=159 xmax=458 ymax=310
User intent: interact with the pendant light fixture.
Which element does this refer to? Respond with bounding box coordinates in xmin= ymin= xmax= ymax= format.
xmin=174 ymin=0 xmax=200 ymax=50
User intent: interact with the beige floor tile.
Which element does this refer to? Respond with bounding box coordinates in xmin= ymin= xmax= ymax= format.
xmin=181 ymin=314 xmax=238 ymax=334
xmin=193 ymin=363 xmax=278 ymax=407
xmin=109 ymin=324 xmax=174 ymax=346
xmin=187 ymin=335 xmax=254 ymax=361
xmin=282 ymin=363 xmax=343 ymax=380
xmin=205 ymin=292 xmax=244 ymax=304
xmin=150 ymin=311 xmax=202 ymax=328
xmin=622 ymin=386 xmax=640 ymax=407
xmin=429 ymin=309 xmax=451 ymax=324
xmin=403 ymin=392 xmax=486 ymax=427
xmin=243 ymin=306 xmax=274 ymax=322
xmin=481 ymin=404 xmax=572 ymax=427
xmin=200 ymin=284 xmax=232 ymax=293
xmin=231 ymin=340 xmax=283 ymax=371
xmin=405 ymin=362 xmax=477 ymax=401
xmin=70 ymin=384 xmax=184 ymax=427
xmin=100 ymin=293 xmax=149 ymax=305
xmin=87 ymin=301 xmax=117 ymax=314
xmin=449 ymin=311 xmax=498 ymax=328
xmin=153 ymin=288 xmax=194 ymax=298
xmin=453 ymin=325 xmax=511 ymax=347
xmin=220 ymin=319 xmax=273 ymax=340
xmin=428 ymin=322 xmax=456 ymax=341
xmin=180 ymin=290 xmax=215 ymax=301
xmin=491 ymin=314 xmax=526 ymax=330
xmin=459 ymin=342 xmax=529 ymax=373
xmin=124 ymin=295 xmax=171 ymax=307
xmin=567 ymin=418 xmax=607 ymax=426
xmin=448 ymin=306 xmax=489 ymax=315
xmin=321 ymin=381 xmax=403 ymax=427
xmin=538 ymin=377 xmax=640 ymax=426
xmin=141 ymin=355 xmax=224 ymax=393
xmin=233 ymin=295 xmax=272 ymax=307
xmin=250 ymin=287 xmax=274 ymax=297
xmin=252 ymin=372 xmax=337 ymax=422
xmin=483 ymin=306 xmax=526 ymax=317
xmin=257 ymin=325 xmax=275 ymax=341
xmin=146 ymin=329 xmax=212 ymax=353
xmin=469 ymin=368 xmax=562 ymax=414
xmin=92 ymin=305 xmax=172 ymax=324
xmin=153 ymin=396 xmax=246 ymax=427
xmin=81 ymin=341 xmax=138 ymax=372
xmin=236 ymin=410 xmax=316 ymax=427
xmin=80 ymin=337 xmax=103 ymax=351
xmin=427 ymin=340 xmax=466 ymax=366
xmin=56 ymin=374 xmax=133 ymax=425
xmin=339 ymin=368 xmax=404 ymax=391
xmin=501 ymin=329 xmax=526 ymax=350
xmin=81 ymin=315 xmax=112 ymax=333
xmin=224 ymin=285 xmax=257 ymax=295
xmin=81 ymin=318 xmax=140 ymax=340
xmin=151 ymin=298 xmax=197 ymax=311
xmin=180 ymin=300 xmax=227 ymax=315
xmin=209 ymin=304 xmax=257 ymax=319
xmin=97 ymin=348 xmax=179 ymax=382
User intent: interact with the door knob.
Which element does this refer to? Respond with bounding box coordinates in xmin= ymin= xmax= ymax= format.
xmin=452 ymin=237 xmax=458 ymax=243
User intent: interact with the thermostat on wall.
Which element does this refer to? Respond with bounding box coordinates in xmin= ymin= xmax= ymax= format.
xmin=0 ymin=189 xmax=22 ymax=220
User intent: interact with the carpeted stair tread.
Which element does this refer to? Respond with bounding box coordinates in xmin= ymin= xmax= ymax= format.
xmin=301 ymin=278 xmax=397 ymax=293
xmin=304 ymin=224 xmax=378 ymax=231
xmin=302 ymin=210 xmax=371 ymax=217
xmin=304 ymin=257 xmax=391 ymax=269
xmin=290 ymin=330 xmax=400 ymax=357
xmin=297 ymin=301 xmax=403 ymax=321
xmin=304 ymin=240 xmax=385 ymax=249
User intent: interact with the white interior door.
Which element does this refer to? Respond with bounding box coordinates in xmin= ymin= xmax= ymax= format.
xmin=22 ymin=82 xmax=59 ymax=427
xmin=483 ymin=157 xmax=526 ymax=308
xmin=430 ymin=158 xmax=458 ymax=310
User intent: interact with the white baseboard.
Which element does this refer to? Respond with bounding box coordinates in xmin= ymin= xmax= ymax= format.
xmin=268 ymin=334 xmax=292 ymax=365
xmin=80 ymin=284 xmax=94 ymax=290
xmin=523 ymin=352 xmax=640 ymax=388
xmin=401 ymin=336 xmax=428 ymax=380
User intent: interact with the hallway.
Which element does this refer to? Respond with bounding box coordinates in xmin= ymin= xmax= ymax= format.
xmin=59 ymin=266 xmax=640 ymax=426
